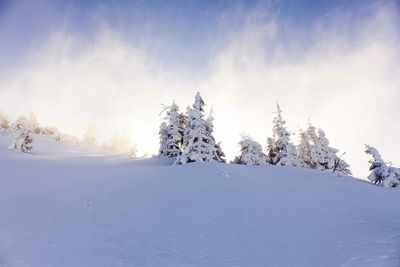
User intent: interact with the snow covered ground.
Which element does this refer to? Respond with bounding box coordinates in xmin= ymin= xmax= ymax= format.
xmin=0 ymin=135 xmax=399 ymax=267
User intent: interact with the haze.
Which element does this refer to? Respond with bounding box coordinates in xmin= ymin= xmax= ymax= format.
xmin=0 ymin=0 xmax=399 ymax=177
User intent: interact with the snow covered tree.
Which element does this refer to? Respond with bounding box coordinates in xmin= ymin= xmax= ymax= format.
xmin=0 ymin=111 xmax=10 ymax=135
xmin=103 ymin=131 xmax=137 ymax=158
xmin=316 ymin=129 xmax=337 ymax=169
xmin=41 ymin=126 xmax=61 ymax=141
xmin=297 ymin=128 xmax=314 ymax=168
xmin=205 ymin=108 xmax=225 ymax=161
xmin=83 ymin=128 xmax=98 ymax=146
xmin=266 ymin=104 xmax=299 ymax=166
xmin=298 ymin=124 xmax=351 ymax=175
xmin=10 ymin=116 xmax=34 ymax=153
xmin=365 ymin=145 xmax=399 ymax=187
xmin=175 ymin=92 xmax=225 ymax=164
xmin=233 ymin=135 xmax=267 ymax=165
xmin=0 ymin=111 xmax=9 ymax=129
xmin=304 ymin=123 xmax=320 ymax=168
xmin=158 ymin=122 xmax=168 ymax=155
xmin=28 ymin=112 xmax=40 ymax=134
xmin=158 ymin=101 xmax=185 ymax=157
xmin=266 ymin=137 xmax=276 ymax=164
xmin=317 ymin=129 xmax=351 ymax=175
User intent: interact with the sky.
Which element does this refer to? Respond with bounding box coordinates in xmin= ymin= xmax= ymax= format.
xmin=0 ymin=0 xmax=399 ymax=177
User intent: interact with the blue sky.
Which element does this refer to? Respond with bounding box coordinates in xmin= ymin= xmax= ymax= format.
xmin=1 ymin=0 xmax=392 ymax=74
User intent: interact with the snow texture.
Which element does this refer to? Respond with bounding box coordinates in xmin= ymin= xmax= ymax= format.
xmin=0 ymin=135 xmax=399 ymax=266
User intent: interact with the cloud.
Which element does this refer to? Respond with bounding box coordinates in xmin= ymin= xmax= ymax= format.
xmin=201 ymin=1 xmax=400 ymax=177
xmin=0 ymin=1 xmax=398 ymax=176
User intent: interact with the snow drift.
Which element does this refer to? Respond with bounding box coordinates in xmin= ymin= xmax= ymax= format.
xmin=0 ymin=135 xmax=399 ymax=266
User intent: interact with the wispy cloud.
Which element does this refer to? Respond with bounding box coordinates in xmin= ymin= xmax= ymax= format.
xmin=0 ymin=1 xmax=398 ymax=176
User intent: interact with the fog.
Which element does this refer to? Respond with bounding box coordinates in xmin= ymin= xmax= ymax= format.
xmin=0 ymin=1 xmax=399 ymax=177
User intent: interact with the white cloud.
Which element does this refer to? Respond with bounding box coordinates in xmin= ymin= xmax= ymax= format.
xmin=0 ymin=1 xmax=398 ymax=176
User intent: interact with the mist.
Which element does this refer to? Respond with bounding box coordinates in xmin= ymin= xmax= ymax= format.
xmin=0 ymin=0 xmax=399 ymax=177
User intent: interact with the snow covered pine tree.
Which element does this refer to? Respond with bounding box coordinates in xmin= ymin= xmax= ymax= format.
xmin=316 ymin=129 xmax=351 ymax=175
xmin=158 ymin=122 xmax=169 ymax=155
xmin=266 ymin=104 xmax=299 ymax=166
xmin=28 ymin=112 xmax=40 ymax=134
xmin=0 ymin=110 xmax=10 ymax=135
xmin=298 ymin=124 xmax=351 ymax=175
xmin=103 ymin=131 xmax=138 ymax=159
xmin=365 ymin=145 xmax=399 ymax=187
xmin=158 ymin=101 xmax=185 ymax=157
xmin=175 ymin=92 xmax=225 ymax=164
xmin=205 ymin=108 xmax=225 ymax=161
xmin=10 ymin=116 xmax=34 ymax=153
xmin=83 ymin=128 xmax=98 ymax=146
xmin=233 ymin=135 xmax=268 ymax=165
xmin=297 ymin=128 xmax=314 ymax=168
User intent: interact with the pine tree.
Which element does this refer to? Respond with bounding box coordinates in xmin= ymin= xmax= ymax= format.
xmin=42 ymin=126 xmax=61 ymax=140
xmin=297 ymin=128 xmax=313 ymax=167
xmin=266 ymin=137 xmax=276 ymax=164
xmin=0 ymin=111 xmax=10 ymax=129
xmin=176 ymin=92 xmax=225 ymax=164
xmin=297 ymin=124 xmax=351 ymax=175
xmin=365 ymin=145 xmax=399 ymax=187
xmin=266 ymin=104 xmax=299 ymax=166
xmin=0 ymin=111 xmax=10 ymax=135
xmin=83 ymin=128 xmax=98 ymax=146
xmin=103 ymin=131 xmax=137 ymax=158
xmin=28 ymin=112 xmax=40 ymax=134
xmin=317 ymin=129 xmax=351 ymax=175
xmin=304 ymin=123 xmax=320 ymax=169
xmin=10 ymin=116 xmax=34 ymax=153
xmin=233 ymin=135 xmax=267 ymax=165
xmin=205 ymin=108 xmax=225 ymax=161
xmin=158 ymin=101 xmax=184 ymax=157
xmin=158 ymin=122 xmax=169 ymax=155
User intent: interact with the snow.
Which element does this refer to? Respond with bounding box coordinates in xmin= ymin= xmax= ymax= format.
xmin=1 ymin=135 xmax=399 ymax=266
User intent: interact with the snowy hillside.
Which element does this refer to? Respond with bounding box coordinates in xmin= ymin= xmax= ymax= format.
xmin=0 ymin=135 xmax=399 ymax=267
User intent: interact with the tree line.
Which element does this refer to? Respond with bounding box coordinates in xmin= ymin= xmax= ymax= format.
xmin=0 ymin=92 xmax=399 ymax=188
xmin=157 ymin=92 xmax=399 ymax=187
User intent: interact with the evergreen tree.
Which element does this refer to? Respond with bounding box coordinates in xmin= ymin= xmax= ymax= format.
xmin=83 ymin=128 xmax=98 ymax=146
xmin=0 ymin=111 xmax=10 ymax=129
xmin=0 ymin=111 xmax=10 ymax=135
xmin=158 ymin=101 xmax=184 ymax=157
xmin=233 ymin=135 xmax=267 ymax=165
xmin=158 ymin=122 xmax=169 ymax=155
xmin=103 ymin=131 xmax=137 ymax=158
xmin=365 ymin=145 xmax=399 ymax=187
xmin=10 ymin=116 xmax=34 ymax=153
xmin=176 ymin=92 xmax=225 ymax=164
xmin=317 ymin=129 xmax=351 ymax=175
xmin=42 ymin=126 xmax=61 ymax=140
xmin=266 ymin=104 xmax=299 ymax=166
xmin=297 ymin=128 xmax=313 ymax=167
xmin=304 ymin=123 xmax=320 ymax=169
xmin=316 ymin=129 xmax=337 ymax=169
xmin=266 ymin=137 xmax=275 ymax=164
xmin=205 ymin=108 xmax=225 ymax=161
xmin=28 ymin=112 xmax=40 ymax=134
xmin=298 ymin=124 xmax=351 ymax=175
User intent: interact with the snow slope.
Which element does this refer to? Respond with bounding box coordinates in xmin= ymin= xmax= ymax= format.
xmin=0 ymin=135 xmax=399 ymax=267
